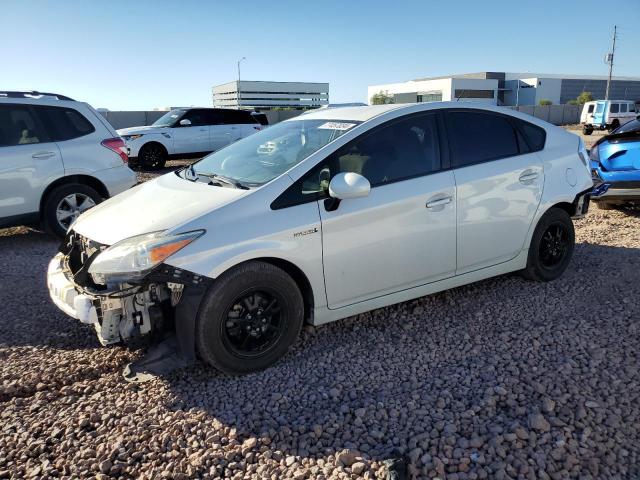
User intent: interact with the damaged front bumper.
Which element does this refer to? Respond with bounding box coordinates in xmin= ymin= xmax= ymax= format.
xmin=47 ymin=231 xmax=213 ymax=381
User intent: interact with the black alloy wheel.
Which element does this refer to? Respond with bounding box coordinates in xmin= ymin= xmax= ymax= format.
xmin=521 ymin=207 xmax=575 ymax=282
xmin=139 ymin=143 xmax=167 ymax=170
xmin=538 ymin=223 xmax=570 ymax=269
xmin=222 ymin=289 xmax=285 ymax=357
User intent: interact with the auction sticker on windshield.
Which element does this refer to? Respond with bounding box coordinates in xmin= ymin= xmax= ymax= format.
xmin=318 ymin=122 xmax=357 ymax=130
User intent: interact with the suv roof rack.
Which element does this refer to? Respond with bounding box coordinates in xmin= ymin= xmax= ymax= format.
xmin=0 ymin=91 xmax=75 ymax=101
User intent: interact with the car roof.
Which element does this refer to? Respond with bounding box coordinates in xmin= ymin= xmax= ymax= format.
xmin=289 ymin=102 xmax=540 ymax=123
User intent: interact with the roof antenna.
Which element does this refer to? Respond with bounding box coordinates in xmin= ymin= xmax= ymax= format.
xmin=455 ymin=90 xmax=466 ymax=102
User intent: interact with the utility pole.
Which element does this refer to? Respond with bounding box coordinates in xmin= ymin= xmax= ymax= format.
xmin=605 ymin=26 xmax=617 ymax=100
xmin=237 ymin=57 xmax=246 ymax=109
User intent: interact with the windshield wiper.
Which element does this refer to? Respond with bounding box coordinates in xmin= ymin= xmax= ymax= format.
xmin=197 ymin=172 xmax=250 ymax=190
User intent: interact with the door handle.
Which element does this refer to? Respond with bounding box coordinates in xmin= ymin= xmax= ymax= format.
xmin=426 ymin=196 xmax=452 ymax=208
xmin=32 ymin=151 xmax=56 ymax=160
xmin=519 ymin=170 xmax=539 ymax=184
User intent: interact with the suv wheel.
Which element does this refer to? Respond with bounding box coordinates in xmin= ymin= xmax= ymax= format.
xmin=521 ymin=208 xmax=575 ymax=282
xmin=582 ymin=125 xmax=593 ymax=135
xmin=43 ymin=184 xmax=102 ymax=237
xmin=138 ymin=143 xmax=167 ymax=170
xmin=196 ymin=261 xmax=304 ymax=374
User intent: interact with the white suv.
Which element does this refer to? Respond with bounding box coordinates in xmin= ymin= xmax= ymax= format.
xmin=118 ymin=107 xmax=263 ymax=170
xmin=0 ymin=92 xmax=137 ymax=236
xmin=47 ymin=103 xmax=592 ymax=379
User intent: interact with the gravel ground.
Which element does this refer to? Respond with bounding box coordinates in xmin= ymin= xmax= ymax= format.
xmin=1 ymin=139 xmax=640 ymax=479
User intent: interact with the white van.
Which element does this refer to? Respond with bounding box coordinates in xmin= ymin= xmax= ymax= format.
xmin=581 ymin=100 xmax=638 ymax=135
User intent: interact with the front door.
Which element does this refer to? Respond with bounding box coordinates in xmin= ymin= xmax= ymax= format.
xmin=0 ymin=104 xmax=63 ymax=221
xmin=316 ymin=112 xmax=457 ymax=308
xmin=444 ymin=109 xmax=544 ymax=274
xmin=172 ymin=109 xmax=210 ymax=155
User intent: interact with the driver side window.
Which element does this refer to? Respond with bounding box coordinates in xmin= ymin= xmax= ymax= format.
xmin=272 ymin=113 xmax=441 ymax=210
xmin=181 ymin=110 xmax=205 ymax=126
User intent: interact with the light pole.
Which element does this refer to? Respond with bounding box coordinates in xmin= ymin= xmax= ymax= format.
xmin=237 ymin=57 xmax=246 ymax=109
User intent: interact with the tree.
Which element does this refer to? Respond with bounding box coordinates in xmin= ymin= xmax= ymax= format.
xmin=576 ymin=91 xmax=594 ymax=105
xmin=567 ymin=100 xmax=579 ymax=105
xmin=538 ymin=99 xmax=553 ymax=106
xmin=370 ymin=90 xmax=394 ymax=105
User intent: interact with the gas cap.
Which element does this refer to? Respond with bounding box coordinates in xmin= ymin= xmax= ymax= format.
xmin=566 ymin=168 xmax=577 ymax=187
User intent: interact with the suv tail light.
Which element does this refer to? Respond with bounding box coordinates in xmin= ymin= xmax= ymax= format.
xmin=101 ymin=138 xmax=128 ymax=163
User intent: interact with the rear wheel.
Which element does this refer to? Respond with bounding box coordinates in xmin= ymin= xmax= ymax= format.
xmin=138 ymin=143 xmax=167 ymax=170
xmin=608 ymin=120 xmax=620 ymax=132
xmin=43 ymin=184 xmax=102 ymax=237
xmin=521 ymin=208 xmax=575 ymax=282
xmin=196 ymin=261 xmax=304 ymax=374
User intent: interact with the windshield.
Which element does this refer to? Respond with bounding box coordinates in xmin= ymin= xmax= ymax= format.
xmin=152 ymin=109 xmax=185 ymax=127
xmin=190 ymin=119 xmax=360 ymax=186
xmin=595 ymin=103 xmax=605 ymax=114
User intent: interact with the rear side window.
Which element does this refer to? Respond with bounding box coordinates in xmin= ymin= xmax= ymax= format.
xmin=445 ymin=111 xmax=520 ymax=167
xmin=620 ymin=104 xmax=628 ymax=113
xmin=516 ymin=119 xmax=546 ymax=152
xmin=0 ymin=104 xmax=48 ymax=147
xmin=630 ymin=104 xmax=637 ymax=113
xmin=36 ymin=106 xmax=95 ymax=141
xmin=610 ymin=103 xmax=619 ymax=113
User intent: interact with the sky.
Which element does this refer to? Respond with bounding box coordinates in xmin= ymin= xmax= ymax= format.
xmin=2 ymin=0 xmax=639 ymax=110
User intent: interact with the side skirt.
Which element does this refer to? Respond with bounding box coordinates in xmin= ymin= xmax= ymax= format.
xmin=311 ymin=249 xmax=529 ymax=326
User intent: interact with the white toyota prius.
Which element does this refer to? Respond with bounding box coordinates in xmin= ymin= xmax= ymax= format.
xmin=47 ymin=103 xmax=592 ymax=378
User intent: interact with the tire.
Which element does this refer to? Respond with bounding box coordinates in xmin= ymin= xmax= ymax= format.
xmin=196 ymin=261 xmax=304 ymax=374
xmin=608 ymin=120 xmax=620 ymax=133
xmin=138 ymin=143 xmax=167 ymax=170
xmin=582 ymin=125 xmax=593 ymax=136
xmin=521 ymin=208 xmax=575 ymax=282
xmin=43 ymin=183 xmax=102 ymax=237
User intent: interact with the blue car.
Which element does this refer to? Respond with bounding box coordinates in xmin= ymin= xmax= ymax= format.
xmin=590 ymin=117 xmax=640 ymax=209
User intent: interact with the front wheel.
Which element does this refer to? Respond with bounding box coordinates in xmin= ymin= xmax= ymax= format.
xmin=196 ymin=261 xmax=304 ymax=374
xmin=138 ymin=143 xmax=167 ymax=170
xmin=521 ymin=208 xmax=575 ymax=282
xmin=582 ymin=125 xmax=593 ymax=136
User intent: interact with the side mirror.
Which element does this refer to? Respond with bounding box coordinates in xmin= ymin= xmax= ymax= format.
xmin=328 ymin=172 xmax=370 ymax=200
xmin=179 ymin=119 xmax=192 ymax=127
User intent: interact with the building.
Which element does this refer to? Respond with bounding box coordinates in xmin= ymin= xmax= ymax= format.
xmin=212 ymin=81 xmax=329 ymax=110
xmin=368 ymin=72 xmax=640 ymax=106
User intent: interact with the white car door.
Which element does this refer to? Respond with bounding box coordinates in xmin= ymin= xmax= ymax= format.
xmin=0 ymin=104 xmax=63 ymax=221
xmin=172 ymin=109 xmax=210 ymax=155
xmin=314 ymin=113 xmax=457 ymax=309
xmin=444 ymin=109 xmax=544 ymax=275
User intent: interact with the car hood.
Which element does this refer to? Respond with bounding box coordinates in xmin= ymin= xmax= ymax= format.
xmin=72 ymin=172 xmax=248 ymax=245
xmin=117 ymin=125 xmax=168 ymax=136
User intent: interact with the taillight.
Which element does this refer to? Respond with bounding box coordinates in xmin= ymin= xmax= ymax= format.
xmin=101 ymin=138 xmax=128 ymax=163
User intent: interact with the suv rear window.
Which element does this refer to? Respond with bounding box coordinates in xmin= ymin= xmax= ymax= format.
xmin=0 ymin=104 xmax=48 ymax=147
xmin=36 ymin=106 xmax=95 ymax=141
xmin=222 ymin=109 xmax=259 ymax=125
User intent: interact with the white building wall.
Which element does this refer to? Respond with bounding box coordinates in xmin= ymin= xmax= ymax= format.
xmin=504 ymin=77 xmax=563 ymax=106
xmin=368 ymin=78 xmax=498 ymax=105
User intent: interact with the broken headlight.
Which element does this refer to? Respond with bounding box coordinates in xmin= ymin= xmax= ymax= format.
xmin=88 ymin=230 xmax=204 ymax=285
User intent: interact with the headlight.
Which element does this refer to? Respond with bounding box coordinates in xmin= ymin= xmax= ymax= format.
xmin=123 ymin=134 xmax=144 ymax=141
xmin=88 ymin=230 xmax=204 ymax=285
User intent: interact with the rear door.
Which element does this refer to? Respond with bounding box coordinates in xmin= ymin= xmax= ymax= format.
xmin=172 ymin=109 xmax=210 ymax=154
xmin=0 ymin=103 xmax=62 ymax=220
xmin=444 ymin=109 xmax=544 ymax=274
